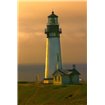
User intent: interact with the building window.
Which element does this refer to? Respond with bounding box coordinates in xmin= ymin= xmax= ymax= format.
xmin=55 ymin=76 xmax=57 ymax=81
xmin=58 ymin=76 xmax=60 ymax=82
xmin=54 ymin=76 xmax=61 ymax=82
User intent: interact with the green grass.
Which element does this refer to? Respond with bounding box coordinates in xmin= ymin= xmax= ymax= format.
xmin=18 ymin=83 xmax=87 ymax=105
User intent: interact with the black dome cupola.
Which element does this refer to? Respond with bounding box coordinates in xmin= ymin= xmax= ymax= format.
xmin=48 ymin=11 xmax=58 ymax=18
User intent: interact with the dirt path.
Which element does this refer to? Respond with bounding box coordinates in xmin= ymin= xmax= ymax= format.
xmin=24 ymin=86 xmax=40 ymax=105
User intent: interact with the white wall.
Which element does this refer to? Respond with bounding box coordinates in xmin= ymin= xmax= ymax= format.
xmin=62 ymin=75 xmax=70 ymax=84
xmin=71 ymin=75 xmax=79 ymax=84
xmin=45 ymin=36 xmax=62 ymax=78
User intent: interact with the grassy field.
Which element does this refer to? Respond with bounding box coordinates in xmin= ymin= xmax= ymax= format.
xmin=18 ymin=82 xmax=87 ymax=105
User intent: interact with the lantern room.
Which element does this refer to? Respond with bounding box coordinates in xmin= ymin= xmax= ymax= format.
xmin=48 ymin=11 xmax=58 ymax=25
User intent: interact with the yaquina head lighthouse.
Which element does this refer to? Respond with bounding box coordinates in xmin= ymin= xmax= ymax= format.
xmin=43 ymin=11 xmax=80 ymax=84
xmin=43 ymin=11 xmax=62 ymax=83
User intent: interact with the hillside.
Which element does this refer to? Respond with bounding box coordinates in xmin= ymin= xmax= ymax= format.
xmin=18 ymin=83 xmax=87 ymax=105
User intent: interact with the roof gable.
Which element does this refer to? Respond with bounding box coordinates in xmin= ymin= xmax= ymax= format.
xmin=52 ymin=69 xmax=65 ymax=76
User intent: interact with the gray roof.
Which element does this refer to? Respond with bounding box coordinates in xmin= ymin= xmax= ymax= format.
xmin=52 ymin=68 xmax=80 ymax=76
xmin=63 ymin=69 xmax=80 ymax=75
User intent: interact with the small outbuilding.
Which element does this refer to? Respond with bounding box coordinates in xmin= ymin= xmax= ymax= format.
xmin=52 ymin=65 xmax=80 ymax=85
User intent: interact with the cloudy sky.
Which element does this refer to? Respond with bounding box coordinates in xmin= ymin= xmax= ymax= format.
xmin=18 ymin=1 xmax=87 ymax=65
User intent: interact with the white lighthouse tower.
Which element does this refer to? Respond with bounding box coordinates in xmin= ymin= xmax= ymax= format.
xmin=44 ymin=11 xmax=62 ymax=83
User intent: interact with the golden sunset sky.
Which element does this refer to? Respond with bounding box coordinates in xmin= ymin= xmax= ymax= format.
xmin=18 ymin=1 xmax=87 ymax=65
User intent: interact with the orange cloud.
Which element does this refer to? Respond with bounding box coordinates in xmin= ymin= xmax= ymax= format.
xmin=18 ymin=1 xmax=87 ymax=64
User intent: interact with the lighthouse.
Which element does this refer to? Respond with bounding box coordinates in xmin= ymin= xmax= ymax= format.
xmin=43 ymin=11 xmax=62 ymax=83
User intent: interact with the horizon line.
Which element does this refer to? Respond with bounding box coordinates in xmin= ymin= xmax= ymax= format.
xmin=18 ymin=63 xmax=87 ymax=65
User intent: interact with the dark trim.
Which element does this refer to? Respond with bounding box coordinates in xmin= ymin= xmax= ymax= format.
xmin=44 ymin=78 xmax=53 ymax=80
